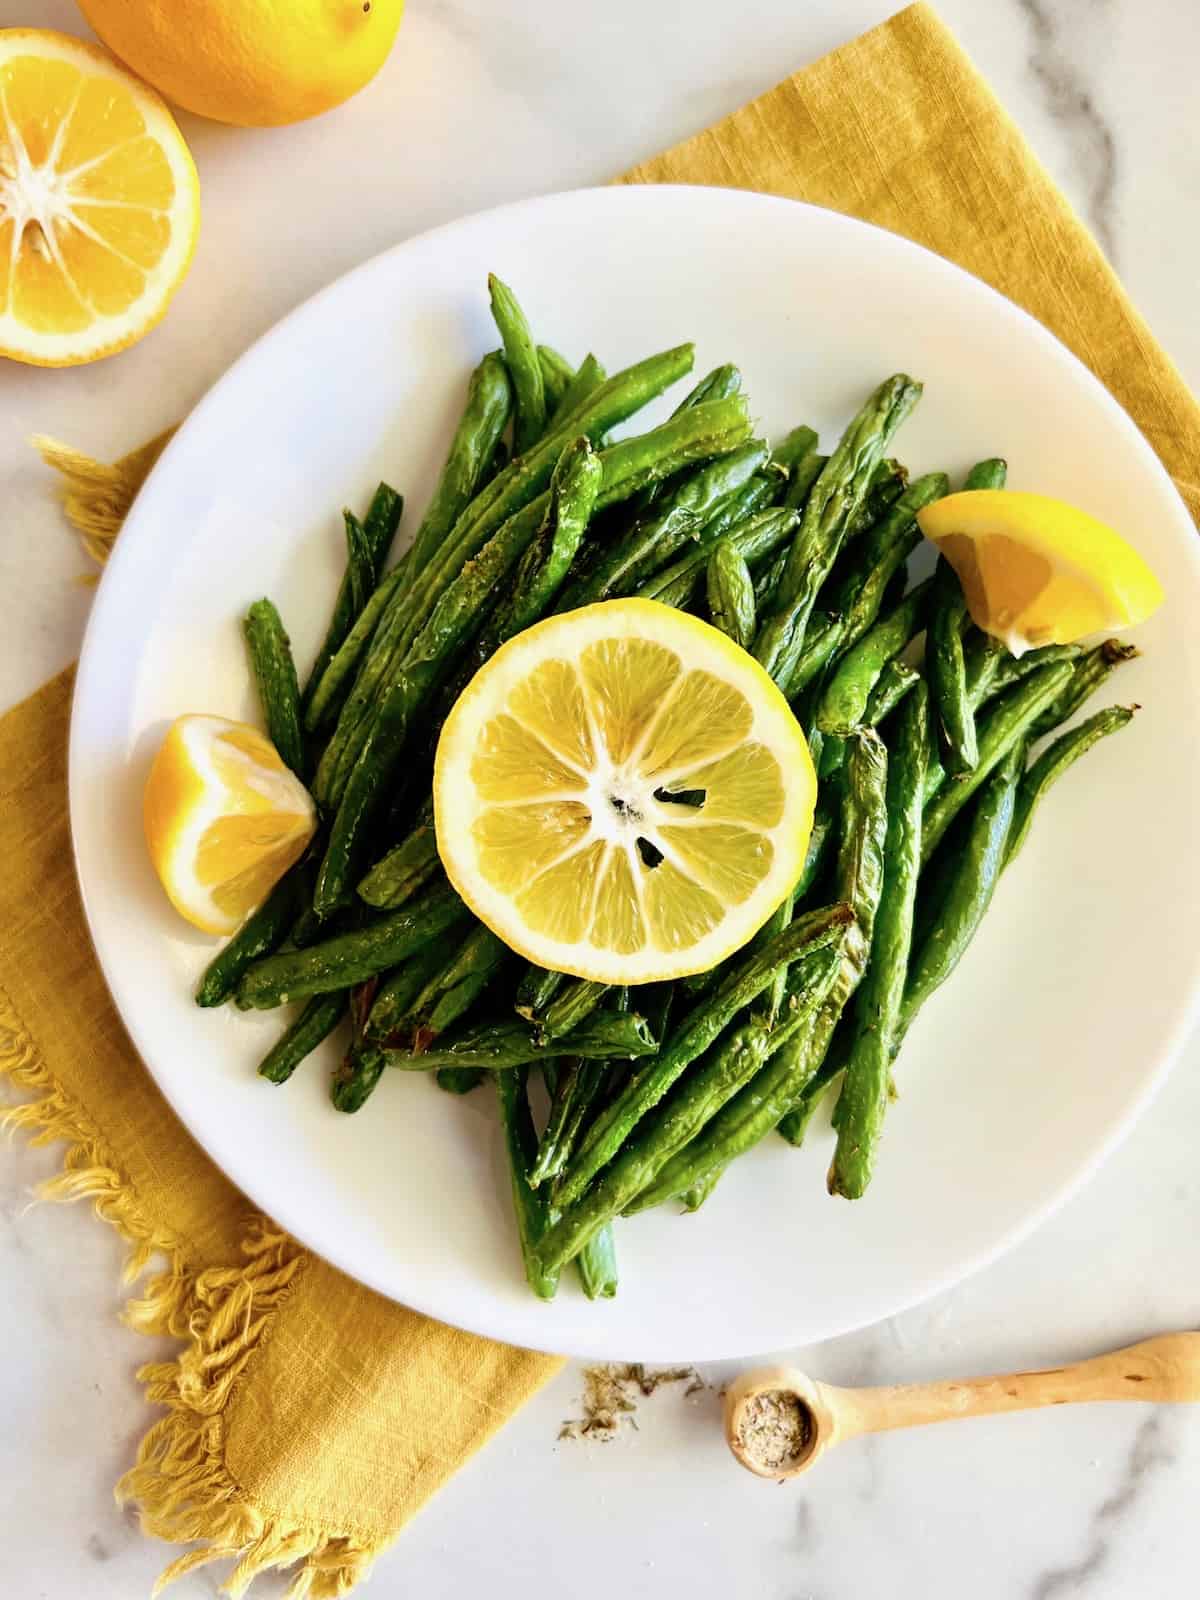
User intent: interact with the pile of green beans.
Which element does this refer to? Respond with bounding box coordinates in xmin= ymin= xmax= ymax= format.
xmin=198 ymin=276 xmax=1144 ymax=1301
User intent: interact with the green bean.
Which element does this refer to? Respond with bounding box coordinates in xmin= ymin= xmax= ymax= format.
xmin=977 ymin=642 xmax=1083 ymax=706
xmin=342 ymin=511 xmax=373 ymax=620
xmin=829 ymin=684 xmax=929 ymax=1197
xmin=552 ymin=353 xmax=606 ymax=422
xmin=920 ymin=660 xmax=1075 ymax=864
xmin=636 ymin=507 xmax=798 ymax=610
xmin=1006 ymin=705 xmax=1137 ymax=865
xmin=196 ymin=863 xmax=312 ymax=1007
xmin=782 ymin=611 xmax=847 ymax=699
xmin=496 ymin=1068 xmax=559 ymax=1299
xmin=555 ymin=437 xmax=768 ymax=608
xmin=536 ymin=344 xmax=574 ymax=418
xmin=316 ymin=343 xmax=696 ymax=804
xmin=671 ymin=363 xmax=742 ymax=411
xmin=814 ymin=578 xmax=933 ymax=735
xmin=901 ymin=745 xmax=1022 ymax=1034
xmin=429 ymin=434 xmax=604 ymax=727
xmin=962 ymin=628 xmax=1007 ymax=711
xmin=385 ymin=1009 xmax=658 ymax=1070
xmin=963 ymin=457 xmax=1007 ymax=491
xmin=839 ymin=474 xmax=949 ymax=641
xmin=237 ymin=879 xmax=469 ymax=1009
xmin=401 ymin=924 xmax=512 ymax=1050
xmin=576 ymin=1225 xmax=618 ymax=1300
xmin=617 ymin=946 xmax=845 ymax=1217
xmin=436 ymin=1067 xmax=487 ymax=1094
xmin=357 ymin=799 xmax=439 ymax=909
xmin=331 ymin=1043 xmax=388 ymax=1112
xmin=483 ymin=438 xmax=509 ymax=485
xmin=796 ymin=795 xmax=838 ymax=905
xmin=771 ymin=731 xmax=890 ymax=1147
xmin=536 ymin=979 xmax=609 ymax=1044
xmin=530 ymin=1060 xmax=604 ymax=1187
xmin=782 ymin=449 xmax=827 ymax=510
xmin=696 ymin=472 xmax=779 ymax=542
xmin=753 ymin=375 xmax=922 ymax=679
xmin=818 ymin=734 xmax=847 ymax=780
xmin=515 ymin=965 xmax=565 ymax=1023
xmin=488 ymin=275 xmax=546 ymax=453
xmin=408 ymin=351 xmax=514 ymax=577
xmin=497 ymin=437 xmax=602 ymax=635
xmin=706 ymin=537 xmax=757 ymax=648
xmin=555 ymin=901 xmax=855 ymax=1207
xmin=1028 ymin=639 xmax=1138 ymax=739
xmin=301 ymin=483 xmax=403 ymax=719
xmin=864 ymin=658 xmax=920 ymax=725
xmin=845 ymin=457 xmax=909 ymax=539
xmin=540 ymin=947 xmax=842 ymax=1265
xmin=772 ymin=425 xmax=819 ymax=473
xmin=314 ymin=667 xmax=422 ymax=916
xmin=365 ymin=938 xmax=459 ymax=1041
xmin=258 ymin=992 xmax=347 ymax=1085
xmin=782 ymin=470 xmax=938 ymax=701
xmin=926 ymin=556 xmax=978 ymax=775
xmin=243 ymin=599 xmax=306 ymax=777
xmin=680 ymin=1171 xmax=721 ymax=1212
xmin=753 ymin=548 xmax=789 ymax=610
xmin=629 ymin=364 xmax=743 ymax=519
xmin=304 ymin=557 xmax=411 ymax=737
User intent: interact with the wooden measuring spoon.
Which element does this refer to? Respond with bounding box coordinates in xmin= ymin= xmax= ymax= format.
xmin=724 ymin=1333 xmax=1200 ymax=1481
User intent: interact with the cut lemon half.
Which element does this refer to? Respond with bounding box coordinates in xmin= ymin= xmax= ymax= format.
xmin=144 ymin=715 xmax=316 ymax=936
xmin=918 ymin=490 xmax=1163 ymax=656
xmin=0 ymin=29 xmax=200 ymax=367
xmin=433 ymin=599 xmax=816 ymax=984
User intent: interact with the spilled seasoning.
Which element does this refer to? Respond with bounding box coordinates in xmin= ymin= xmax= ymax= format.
xmin=559 ymin=1363 xmax=706 ymax=1441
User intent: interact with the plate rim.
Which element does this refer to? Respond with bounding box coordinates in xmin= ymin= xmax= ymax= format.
xmin=69 ymin=183 xmax=1200 ymax=1360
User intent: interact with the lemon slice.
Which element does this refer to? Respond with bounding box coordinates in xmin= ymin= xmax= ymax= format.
xmin=918 ymin=490 xmax=1164 ymax=656
xmin=0 ymin=29 xmax=200 ymax=367
xmin=433 ymin=599 xmax=815 ymax=984
xmin=143 ymin=715 xmax=317 ymax=936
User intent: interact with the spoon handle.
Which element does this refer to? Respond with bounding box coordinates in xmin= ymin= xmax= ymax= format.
xmin=828 ymin=1334 xmax=1200 ymax=1442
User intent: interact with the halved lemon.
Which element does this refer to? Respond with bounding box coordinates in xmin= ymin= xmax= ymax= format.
xmin=918 ymin=490 xmax=1163 ymax=656
xmin=143 ymin=715 xmax=316 ymax=936
xmin=0 ymin=29 xmax=200 ymax=367
xmin=433 ymin=599 xmax=816 ymax=984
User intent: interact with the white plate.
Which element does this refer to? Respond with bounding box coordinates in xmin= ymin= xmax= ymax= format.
xmin=71 ymin=186 xmax=1200 ymax=1361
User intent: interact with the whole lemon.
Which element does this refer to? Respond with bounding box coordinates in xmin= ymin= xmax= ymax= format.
xmin=75 ymin=0 xmax=404 ymax=126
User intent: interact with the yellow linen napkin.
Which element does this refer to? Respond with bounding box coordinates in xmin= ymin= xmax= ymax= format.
xmin=5 ymin=5 xmax=1196 ymax=1597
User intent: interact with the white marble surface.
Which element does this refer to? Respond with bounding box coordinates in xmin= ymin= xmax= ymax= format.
xmin=3 ymin=0 xmax=1199 ymax=1594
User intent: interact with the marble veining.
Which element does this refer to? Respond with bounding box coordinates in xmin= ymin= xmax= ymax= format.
xmin=5 ymin=0 xmax=1200 ymax=1595
xmin=1015 ymin=0 xmax=1120 ymax=261
xmin=1030 ymin=1414 xmax=1177 ymax=1599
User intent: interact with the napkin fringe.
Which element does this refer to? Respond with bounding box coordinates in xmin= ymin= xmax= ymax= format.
xmin=33 ymin=426 xmax=177 ymax=574
xmin=1 ymin=986 xmax=384 ymax=1600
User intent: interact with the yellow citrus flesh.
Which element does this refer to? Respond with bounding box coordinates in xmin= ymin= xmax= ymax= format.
xmin=918 ymin=490 xmax=1164 ymax=656
xmin=0 ymin=29 xmax=199 ymax=366
xmin=77 ymin=0 xmax=405 ymax=127
xmin=434 ymin=600 xmax=816 ymax=985
xmin=143 ymin=715 xmax=317 ymax=935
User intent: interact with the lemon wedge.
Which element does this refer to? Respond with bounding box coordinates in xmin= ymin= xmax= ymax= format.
xmin=918 ymin=490 xmax=1163 ymax=656
xmin=0 ymin=29 xmax=200 ymax=367
xmin=143 ymin=715 xmax=316 ymax=935
xmin=433 ymin=599 xmax=815 ymax=984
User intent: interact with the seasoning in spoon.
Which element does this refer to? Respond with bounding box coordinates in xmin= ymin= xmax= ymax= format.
xmin=735 ymin=1388 xmax=813 ymax=1473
